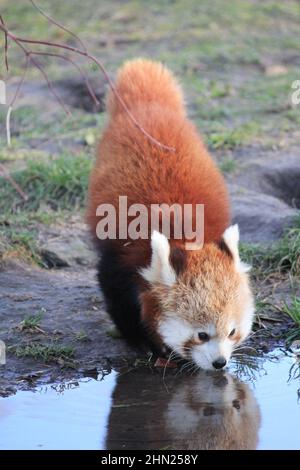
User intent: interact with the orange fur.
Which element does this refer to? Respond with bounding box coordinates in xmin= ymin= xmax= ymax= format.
xmin=106 ymin=58 xmax=186 ymax=119
xmin=87 ymin=58 xmax=231 ymax=267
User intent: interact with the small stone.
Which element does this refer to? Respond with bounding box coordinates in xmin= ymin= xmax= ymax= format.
xmin=106 ymin=327 xmax=123 ymax=339
xmin=41 ymin=237 xmax=96 ymax=268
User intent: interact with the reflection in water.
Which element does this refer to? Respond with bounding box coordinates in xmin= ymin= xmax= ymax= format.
xmin=0 ymin=350 xmax=299 ymax=450
xmin=105 ymin=369 xmax=261 ymax=450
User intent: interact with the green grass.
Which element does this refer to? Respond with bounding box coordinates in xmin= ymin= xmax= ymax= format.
xmin=240 ymin=224 xmax=300 ymax=277
xmin=283 ymin=297 xmax=300 ymax=325
xmin=272 ymin=226 xmax=300 ymax=275
xmin=0 ymin=209 xmax=68 ymax=265
xmin=0 ymin=152 xmax=92 ymax=265
xmin=207 ymin=122 xmax=260 ymax=149
xmin=0 ymin=153 xmax=93 ymax=213
xmin=1 ymin=0 xmax=300 ymax=147
xmin=19 ymin=311 xmax=44 ymax=330
xmin=283 ymin=297 xmax=300 ymax=342
xmin=74 ymin=330 xmax=89 ymax=342
xmin=0 ymin=222 xmax=42 ymax=265
xmin=9 ymin=343 xmax=75 ymax=362
xmin=219 ymin=157 xmax=238 ymax=174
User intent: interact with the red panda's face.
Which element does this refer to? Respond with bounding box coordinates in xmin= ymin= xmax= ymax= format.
xmin=140 ymin=226 xmax=255 ymax=370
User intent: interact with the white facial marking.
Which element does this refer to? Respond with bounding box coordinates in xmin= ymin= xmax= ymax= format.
xmin=205 ymin=323 xmax=216 ymax=337
xmin=140 ymin=231 xmax=176 ymax=286
xmin=159 ymin=317 xmax=238 ymax=370
xmin=192 ymin=338 xmax=233 ymax=370
xmin=158 ymin=317 xmax=193 ymax=353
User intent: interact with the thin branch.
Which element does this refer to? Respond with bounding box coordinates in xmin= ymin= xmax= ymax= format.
xmin=26 ymin=1 xmax=99 ymax=109
xmin=0 ymin=23 xmax=175 ymax=151
xmin=3 ymin=28 xmax=72 ymax=116
xmin=29 ymin=51 xmax=100 ymax=107
xmin=27 ymin=52 xmax=72 ymax=117
xmin=0 ymin=15 xmax=8 ymax=71
xmin=10 ymin=55 xmax=29 ymax=108
xmin=0 ymin=2 xmax=175 ymax=202
xmin=30 ymin=0 xmax=88 ymax=53
xmin=0 ymin=162 xmax=28 ymax=201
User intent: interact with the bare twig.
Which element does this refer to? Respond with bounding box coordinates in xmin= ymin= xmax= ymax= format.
xmin=0 ymin=21 xmax=175 ymax=151
xmin=27 ymin=53 xmax=72 ymax=117
xmin=0 ymin=15 xmax=27 ymax=199
xmin=30 ymin=0 xmax=88 ymax=53
xmin=29 ymin=51 xmax=100 ymax=107
xmin=0 ymin=1 xmax=175 ymax=202
xmin=10 ymin=55 xmax=30 ymax=108
xmin=0 ymin=162 xmax=28 ymax=201
xmin=0 ymin=15 xmax=8 ymax=71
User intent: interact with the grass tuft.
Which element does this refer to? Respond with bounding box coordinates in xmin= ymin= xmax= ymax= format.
xmin=219 ymin=157 xmax=238 ymax=174
xmin=207 ymin=122 xmax=259 ymax=150
xmin=283 ymin=295 xmax=300 ymax=343
xmin=9 ymin=343 xmax=74 ymax=362
xmin=0 ymin=153 xmax=92 ymax=214
xmin=74 ymin=330 xmax=89 ymax=342
xmin=19 ymin=311 xmax=44 ymax=331
xmin=240 ymin=224 xmax=300 ymax=277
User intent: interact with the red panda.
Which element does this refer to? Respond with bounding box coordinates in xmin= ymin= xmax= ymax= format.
xmin=86 ymin=59 xmax=254 ymax=370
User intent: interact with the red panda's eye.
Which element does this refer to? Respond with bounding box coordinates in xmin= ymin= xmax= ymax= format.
xmin=229 ymin=328 xmax=236 ymax=337
xmin=198 ymin=332 xmax=209 ymax=342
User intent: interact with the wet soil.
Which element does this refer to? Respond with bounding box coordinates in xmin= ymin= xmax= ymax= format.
xmin=0 ymin=261 xmax=136 ymax=397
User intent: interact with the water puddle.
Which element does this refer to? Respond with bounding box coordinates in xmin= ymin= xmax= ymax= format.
xmin=0 ymin=349 xmax=299 ymax=450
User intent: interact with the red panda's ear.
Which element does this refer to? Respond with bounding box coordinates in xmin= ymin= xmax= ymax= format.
xmin=140 ymin=231 xmax=176 ymax=286
xmin=222 ymin=224 xmax=251 ymax=273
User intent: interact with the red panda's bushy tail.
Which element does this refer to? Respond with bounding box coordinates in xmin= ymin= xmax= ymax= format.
xmin=106 ymin=59 xmax=185 ymax=118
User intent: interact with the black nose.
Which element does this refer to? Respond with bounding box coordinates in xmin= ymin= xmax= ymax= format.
xmin=212 ymin=357 xmax=227 ymax=369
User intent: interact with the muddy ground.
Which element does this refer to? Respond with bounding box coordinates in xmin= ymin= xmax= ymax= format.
xmin=0 ymin=0 xmax=300 ymax=396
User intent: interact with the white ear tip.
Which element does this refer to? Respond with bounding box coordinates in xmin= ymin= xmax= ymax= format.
xmin=151 ymin=230 xmax=168 ymax=248
xmin=151 ymin=230 xmax=162 ymax=242
xmin=223 ymin=224 xmax=239 ymax=243
xmin=141 ymin=230 xmax=175 ymax=286
xmin=232 ymin=223 xmax=239 ymax=232
xmin=230 ymin=223 xmax=239 ymax=236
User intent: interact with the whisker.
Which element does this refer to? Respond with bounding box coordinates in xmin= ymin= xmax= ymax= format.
xmin=162 ymin=349 xmax=177 ymax=386
xmin=234 ymin=345 xmax=257 ymax=353
xmin=177 ymin=360 xmax=194 ymax=374
xmin=191 ymin=364 xmax=201 ymax=376
xmin=189 ymin=363 xmax=199 ymax=376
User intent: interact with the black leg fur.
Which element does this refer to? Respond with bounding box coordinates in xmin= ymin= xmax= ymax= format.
xmin=97 ymin=243 xmax=160 ymax=354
